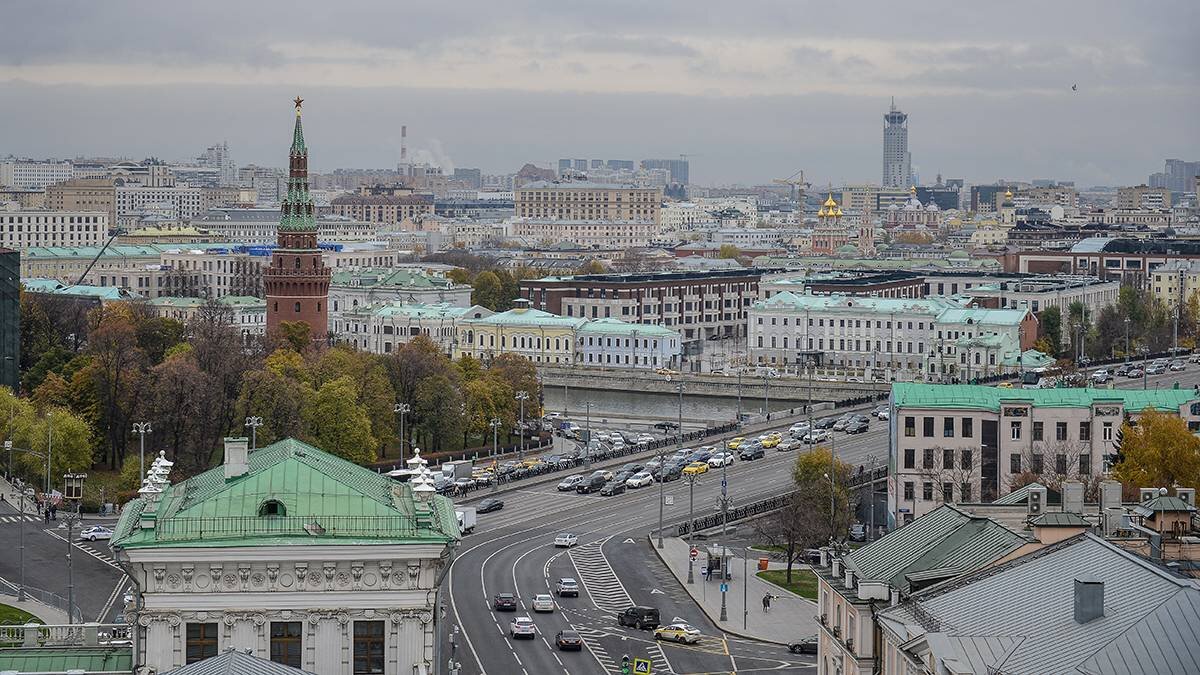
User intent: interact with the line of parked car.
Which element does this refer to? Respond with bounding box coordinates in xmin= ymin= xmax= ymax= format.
xmin=1094 ymin=358 xmax=1188 ymax=383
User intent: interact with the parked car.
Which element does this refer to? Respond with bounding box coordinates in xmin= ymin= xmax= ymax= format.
xmin=556 ymin=577 xmax=579 ymax=597
xmin=832 ymin=415 xmax=855 ymax=432
xmin=654 ymin=623 xmax=702 ymax=644
xmin=555 ymin=629 xmax=583 ymax=651
xmin=1091 ymin=369 xmax=1112 ymax=383
xmin=691 ymin=449 xmax=715 ymax=463
xmin=599 ymin=481 xmax=627 ymax=497
xmin=626 ymin=471 xmax=654 ymax=488
xmin=616 ymin=606 xmax=660 ymax=630
xmin=761 ymin=433 xmax=781 ymax=449
xmin=1147 ymin=363 xmax=1167 ymax=375
xmin=576 ymin=475 xmax=607 ymax=494
xmin=788 ymin=636 xmax=819 ymax=654
xmin=877 ymin=410 xmax=890 ymax=421
xmin=557 ymin=475 xmax=584 ymax=491
xmin=803 ymin=429 xmax=832 ymax=444
xmin=80 ymin=525 xmax=113 ymax=542
xmin=532 ymin=594 xmax=555 ymax=613
xmin=590 ymin=470 xmax=614 ymax=482
xmin=1127 ymin=367 xmax=1144 ymax=378
xmin=849 ymin=523 xmax=867 ymax=541
xmin=554 ymin=532 xmax=579 ymax=548
xmin=636 ymin=433 xmax=655 ymax=444
xmin=477 ymin=498 xmax=504 ymax=513
xmin=707 ymin=452 xmax=734 ymax=468
xmin=1171 ymin=361 xmax=1186 ymax=371
xmin=682 ymin=461 xmax=709 ymax=476
xmin=872 ymin=404 xmax=889 ymax=418
xmin=493 ymin=593 xmax=518 ymax=611
xmin=727 ymin=437 xmax=746 ymax=449
xmin=814 ymin=417 xmax=839 ymax=430
xmin=509 ymin=616 xmax=537 ymax=639
xmin=453 ymin=477 xmax=476 ymax=491
xmin=657 ymin=462 xmax=684 ymax=482
xmin=612 ymin=470 xmax=636 ymax=485
xmin=1115 ymin=363 xmax=1131 ymax=376
xmin=738 ymin=445 xmax=765 ymax=461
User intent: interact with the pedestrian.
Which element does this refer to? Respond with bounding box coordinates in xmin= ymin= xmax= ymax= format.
xmin=43 ymin=508 xmax=50 ymax=525
xmin=762 ymin=593 xmax=772 ymax=613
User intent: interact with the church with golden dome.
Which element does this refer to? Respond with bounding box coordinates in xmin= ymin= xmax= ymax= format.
xmin=811 ymin=193 xmax=876 ymax=256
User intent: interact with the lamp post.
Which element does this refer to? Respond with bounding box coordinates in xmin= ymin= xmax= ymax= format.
xmin=823 ymin=471 xmax=836 ymax=542
xmin=762 ymin=373 xmax=770 ymax=420
xmin=719 ymin=542 xmax=729 ymax=622
xmin=1124 ymin=318 xmax=1131 ymax=362
xmin=489 ymin=418 xmax=501 ymax=492
xmin=584 ymin=401 xmax=593 ymax=468
xmin=132 ymin=422 xmax=152 ymax=484
xmin=742 ymin=545 xmax=750 ymax=630
xmin=489 ymin=418 xmax=500 ymax=458
xmin=244 ymin=417 xmax=262 ymax=451
xmin=394 ymin=403 xmax=411 ymax=461
xmin=16 ymin=477 xmax=25 ymax=602
xmin=515 ymin=391 xmax=529 ymax=460
xmin=44 ymin=412 xmax=52 ymax=496
xmin=736 ymin=368 xmax=742 ymax=422
xmin=806 ymin=358 xmax=815 ymax=434
xmin=686 ymin=472 xmax=698 ymax=584
xmin=62 ymin=472 xmax=86 ymax=625
xmin=1140 ymin=345 xmax=1150 ymax=390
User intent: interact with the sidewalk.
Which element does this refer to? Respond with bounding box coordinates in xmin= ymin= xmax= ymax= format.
xmin=650 ymin=535 xmax=817 ymax=646
xmin=0 ymin=588 xmax=71 ymax=624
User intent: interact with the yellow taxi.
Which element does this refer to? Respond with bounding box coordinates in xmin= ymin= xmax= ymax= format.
xmin=654 ymin=623 xmax=702 ymax=644
xmin=728 ymin=437 xmax=746 ymax=450
xmin=682 ymin=461 xmax=710 ymax=476
xmin=995 ymin=382 xmax=1014 ymax=389
xmin=521 ymin=458 xmax=543 ymax=468
xmin=761 ymin=433 xmax=782 ymax=449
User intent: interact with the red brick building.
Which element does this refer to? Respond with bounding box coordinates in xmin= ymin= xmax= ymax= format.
xmin=264 ymin=98 xmax=330 ymax=338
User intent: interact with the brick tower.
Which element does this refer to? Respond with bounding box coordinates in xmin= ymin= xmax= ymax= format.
xmin=264 ymin=97 xmax=330 ymax=339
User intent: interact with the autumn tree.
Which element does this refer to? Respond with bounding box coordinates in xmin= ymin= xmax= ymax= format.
xmin=793 ymin=447 xmax=855 ymax=542
xmin=310 ymin=346 xmax=396 ymax=454
xmin=85 ymin=305 xmax=146 ymax=468
xmin=1038 ymin=306 xmax=1063 ymax=355
xmin=576 ymin=260 xmax=607 ymax=275
xmin=718 ymin=244 xmax=742 ymax=259
xmin=471 ymin=271 xmax=505 ymax=310
xmin=301 ymin=376 xmax=377 ymax=464
xmin=752 ymin=490 xmax=829 ymax=583
xmin=413 ymin=373 xmax=464 ymax=452
xmin=1112 ymin=409 xmax=1200 ymax=491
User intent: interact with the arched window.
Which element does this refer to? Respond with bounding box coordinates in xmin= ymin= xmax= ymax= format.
xmin=294 ymin=302 xmax=301 ymax=313
xmin=258 ymin=499 xmax=286 ymax=517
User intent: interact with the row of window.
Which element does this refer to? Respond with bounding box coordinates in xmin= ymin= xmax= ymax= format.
xmin=186 ymin=620 xmax=384 ymax=673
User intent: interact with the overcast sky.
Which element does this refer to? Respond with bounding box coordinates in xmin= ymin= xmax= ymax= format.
xmin=1 ymin=1 xmax=1197 ymax=187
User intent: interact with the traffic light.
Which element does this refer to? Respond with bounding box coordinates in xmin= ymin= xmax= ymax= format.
xmin=621 ymin=654 xmax=631 ymax=674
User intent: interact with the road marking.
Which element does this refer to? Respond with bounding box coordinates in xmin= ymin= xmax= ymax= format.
xmin=97 ymin=577 xmax=128 ymax=623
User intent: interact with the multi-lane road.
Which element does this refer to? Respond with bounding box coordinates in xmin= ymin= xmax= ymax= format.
xmin=442 ymin=414 xmax=889 ymax=675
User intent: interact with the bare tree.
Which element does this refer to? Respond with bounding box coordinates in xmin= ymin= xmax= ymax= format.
xmin=1009 ymin=439 xmax=1102 ymax=501
xmin=752 ymin=490 xmax=829 ymax=583
xmin=913 ymin=445 xmax=981 ymax=505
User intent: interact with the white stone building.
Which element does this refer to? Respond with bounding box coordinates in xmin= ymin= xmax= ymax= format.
xmin=0 ymin=159 xmax=73 ymax=190
xmin=334 ymin=302 xmax=493 ymax=354
xmin=0 ymin=208 xmax=106 ymax=249
xmin=575 ymin=318 xmax=682 ymax=369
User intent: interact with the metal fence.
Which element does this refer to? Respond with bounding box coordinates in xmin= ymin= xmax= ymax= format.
xmin=0 ymin=583 xmax=83 ymax=623
xmin=152 ymin=514 xmax=423 ymax=542
xmin=675 ymin=491 xmax=792 ymax=537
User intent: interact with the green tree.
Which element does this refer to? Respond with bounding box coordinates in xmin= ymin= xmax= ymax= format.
xmin=576 ymin=260 xmax=607 ymax=275
xmin=792 ymin=447 xmax=855 ymax=542
xmin=456 ymin=354 xmax=484 ymax=383
xmin=471 ymin=271 xmax=505 ymax=310
xmin=413 ymin=373 xmax=464 ymax=452
xmin=16 ymin=407 xmax=94 ymax=488
xmin=718 ymin=244 xmax=742 ymax=259
xmin=147 ymin=352 xmax=209 ymax=473
xmin=135 ymin=316 xmax=187 ymax=365
xmin=235 ymin=367 xmax=312 ymax=449
xmin=311 ymin=347 xmax=396 ymax=454
xmin=278 ymin=321 xmax=312 ymax=353
xmin=85 ymin=304 xmax=146 ymax=469
xmin=1038 ymin=306 xmax=1063 ymax=355
xmin=301 ymin=376 xmax=377 ymax=464
xmin=1112 ymin=409 xmax=1200 ymax=490
xmin=463 ymin=377 xmax=514 ymax=445
xmin=446 ymin=268 xmax=472 ymax=285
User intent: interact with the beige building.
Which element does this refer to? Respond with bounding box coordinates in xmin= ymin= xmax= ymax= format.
xmin=514 ymin=180 xmax=662 ymax=224
xmin=1117 ymin=184 xmax=1172 ymax=210
xmin=1150 ymin=258 xmax=1200 ymax=309
xmin=0 ymin=208 xmax=106 ymax=249
xmin=330 ymin=187 xmax=434 ymax=225
xmin=510 ymin=218 xmax=660 ymax=248
xmin=46 ymin=178 xmax=118 ymax=226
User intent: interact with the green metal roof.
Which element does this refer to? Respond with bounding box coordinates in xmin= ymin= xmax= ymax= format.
xmin=576 ymin=318 xmax=677 ymax=337
xmin=23 ymin=243 xmax=230 ymax=260
xmin=463 ymin=307 xmax=586 ymax=328
xmin=342 ymin=301 xmax=483 ymax=320
xmin=112 ymin=438 xmax=458 ymax=549
xmin=1030 ymin=512 xmax=1092 ymax=527
xmin=1135 ymin=496 xmax=1196 ymax=514
xmin=754 ymin=290 xmax=964 ymax=314
xmin=217 ymin=295 xmax=266 ymax=308
xmin=0 ymin=646 xmax=132 ymax=673
xmin=330 ymin=268 xmax=458 ymax=289
xmin=892 ymin=383 xmax=1197 ymax=413
xmin=148 ymin=296 xmax=205 ymax=308
xmin=20 ymin=278 xmax=64 ymax=292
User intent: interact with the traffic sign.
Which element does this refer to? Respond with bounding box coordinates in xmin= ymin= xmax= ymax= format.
xmin=721 ymin=479 xmax=727 ymax=488
xmin=633 ymin=657 xmax=652 ymax=673
xmin=689 ymin=547 xmax=699 ymax=560
xmin=720 ymin=583 xmax=729 ymax=593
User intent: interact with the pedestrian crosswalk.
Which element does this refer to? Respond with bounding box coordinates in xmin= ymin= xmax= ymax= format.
xmin=76 ymin=541 xmax=119 ymax=568
xmin=569 ymin=537 xmax=633 ymax=612
xmin=574 ymin=626 xmax=673 ymax=674
xmin=0 ymin=515 xmax=35 ymax=523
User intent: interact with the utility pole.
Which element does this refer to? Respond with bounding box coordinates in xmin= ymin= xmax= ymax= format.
xmin=806 ymin=359 xmax=815 ymax=434
xmin=676 ymin=381 xmax=684 ymax=453
xmin=721 ymin=439 xmax=730 ymax=534
xmin=1174 ymin=308 xmax=1180 ymax=357
xmin=244 ymin=417 xmax=262 ymax=451
xmin=489 ymin=418 xmax=500 ymax=459
xmin=515 ymin=391 xmax=529 ymax=460
xmin=584 ymin=402 xmax=592 ymax=468
xmin=686 ymin=473 xmax=697 ymax=584
xmin=736 ymin=368 xmax=742 ymax=422
xmin=742 ymin=545 xmax=749 ymax=630
xmin=17 ymin=484 xmax=25 ymax=601
xmin=719 ymin=543 xmax=729 ymax=622
xmin=132 ymin=422 xmax=151 ymax=480
xmin=394 ymin=403 xmax=410 ymax=461
xmin=45 ymin=412 xmax=52 ymax=496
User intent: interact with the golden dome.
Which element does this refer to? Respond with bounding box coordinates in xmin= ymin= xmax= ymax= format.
xmin=910 ymin=185 xmax=917 ymax=194
xmin=823 ymin=194 xmax=838 ymax=208
xmin=835 ymin=207 xmax=844 ymax=217
xmin=817 ymin=207 xmax=828 ymax=217
xmin=1004 ymin=189 xmax=1013 ymax=199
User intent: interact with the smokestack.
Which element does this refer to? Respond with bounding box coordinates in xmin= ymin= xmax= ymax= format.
xmin=401 ymin=125 xmax=408 ymax=162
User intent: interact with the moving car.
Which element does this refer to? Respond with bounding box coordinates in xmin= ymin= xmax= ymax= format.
xmin=1091 ymin=369 xmax=1112 ymax=384
xmin=453 ymin=477 xmax=476 ymax=491
xmin=1171 ymin=361 xmax=1186 ymax=371
xmin=493 ymin=593 xmax=518 ymax=611
xmin=626 ymin=471 xmax=654 ymax=488
xmin=707 ymin=452 xmax=734 ymax=468
xmin=682 ymin=461 xmax=709 ymax=476
xmin=877 ymin=409 xmax=890 ymax=421
xmin=532 ymin=594 xmax=555 ymax=613
xmin=555 ymin=629 xmax=583 ymax=651
xmin=832 ymin=415 xmax=855 ymax=432
xmin=556 ymin=578 xmax=579 ymax=597
xmin=802 ymin=429 xmax=832 ymax=444
xmin=789 ymin=423 xmax=811 ymax=437
xmin=557 ymin=475 xmax=584 ymax=491
xmin=1147 ymin=363 xmax=1167 ymax=375
xmin=509 ymin=616 xmax=537 ymax=639
xmin=814 ymin=417 xmax=839 ymax=430
xmin=844 ymin=419 xmax=870 ymax=434
xmin=599 ymin=481 xmax=626 ymax=497
xmin=616 ymin=605 xmax=660 ymax=630
xmin=761 ymin=434 xmax=781 ymax=449
xmin=477 ymin=498 xmax=504 ymax=513
xmin=554 ymin=532 xmax=579 ymax=547
xmin=80 ymin=525 xmax=113 ymax=542
xmin=727 ymin=437 xmax=746 ymax=450
xmin=590 ymin=470 xmax=614 ymax=482
xmin=788 ymin=636 xmax=819 ymax=654
xmin=1127 ymin=367 xmax=1144 ymax=378
xmin=776 ymin=439 xmax=800 ymax=452
xmin=576 ymin=475 xmax=607 ymax=494
xmin=738 ymin=445 xmax=765 ymax=461
xmin=654 ymin=623 xmax=702 ymax=644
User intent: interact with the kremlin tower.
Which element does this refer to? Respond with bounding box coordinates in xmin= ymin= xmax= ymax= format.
xmin=264 ymin=97 xmax=330 ymax=339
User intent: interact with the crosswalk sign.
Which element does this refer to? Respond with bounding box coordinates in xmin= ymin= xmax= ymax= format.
xmin=633 ymin=657 xmax=652 ymax=673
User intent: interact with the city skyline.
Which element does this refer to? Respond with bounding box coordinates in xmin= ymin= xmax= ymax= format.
xmin=0 ymin=1 xmax=1197 ymax=187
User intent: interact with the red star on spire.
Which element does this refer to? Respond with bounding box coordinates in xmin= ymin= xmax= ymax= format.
xmin=293 ymin=96 xmax=304 ymax=110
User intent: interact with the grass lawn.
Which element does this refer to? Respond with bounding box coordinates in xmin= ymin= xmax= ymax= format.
xmin=0 ymin=603 xmax=41 ymax=626
xmin=750 ymin=544 xmax=787 ymax=553
xmin=757 ymin=569 xmax=819 ymax=600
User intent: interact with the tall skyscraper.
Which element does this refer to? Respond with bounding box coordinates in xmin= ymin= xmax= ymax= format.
xmin=264 ymin=97 xmax=330 ymax=339
xmin=883 ymin=98 xmax=911 ymax=188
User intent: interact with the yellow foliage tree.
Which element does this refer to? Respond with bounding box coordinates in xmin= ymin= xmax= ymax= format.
xmin=1112 ymin=408 xmax=1200 ymax=490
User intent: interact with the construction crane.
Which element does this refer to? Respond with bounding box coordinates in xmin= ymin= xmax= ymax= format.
xmin=74 ymin=228 xmax=126 ymax=286
xmin=773 ymin=170 xmax=811 ymax=204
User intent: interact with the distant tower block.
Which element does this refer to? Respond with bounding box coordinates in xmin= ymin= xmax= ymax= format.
xmin=883 ymin=98 xmax=911 ymax=188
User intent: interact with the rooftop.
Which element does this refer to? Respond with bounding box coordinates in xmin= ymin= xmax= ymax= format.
xmin=163 ymin=648 xmax=315 ymax=675
xmin=576 ymin=317 xmax=677 ymax=337
xmin=330 ymin=267 xmax=462 ymax=290
xmin=517 ymin=180 xmax=657 ymax=191
xmin=892 ymin=383 xmax=1197 ymax=413
xmin=461 ymin=307 xmax=587 ymax=328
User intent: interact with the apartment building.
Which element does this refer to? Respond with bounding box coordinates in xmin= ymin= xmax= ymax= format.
xmin=0 ymin=159 xmax=73 ymax=190
xmin=510 ymin=218 xmax=660 ymax=248
xmin=329 ymin=190 xmax=435 ymax=225
xmin=759 ymin=271 xmax=926 ymax=300
xmin=887 ymin=384 xmax=1200 ymax=525
xmin=748 ymin=292 xmax=1036 ymax=379
xmin=329 ymin=268 xmax=472 ymax=329
xmin=194 ymin=207 xmax=378 ymax=243
xmin=1117 ymin=184 xmax=1172 ymax=210
xmin=575 ymin=318 xmax=681 ymax=369
xmin=114 ymin=182 xmax=205 ymax=224
xmin=521 ymin=269 xmax=762 ymax=345
xmin=1012 ymin=236 xmax=1200 ymax=286
xmin=158 ymin=249 xmax=267 ymax=298
xmin=1150 ymin=259 xmax=1200 ymax=309
xmin=45 ymin=178 xmax=118 ymax=227
xmin=0 ymin=209 xmax=106 ymax=249
xmin=514 ymin=180 xmax=662 ymax=223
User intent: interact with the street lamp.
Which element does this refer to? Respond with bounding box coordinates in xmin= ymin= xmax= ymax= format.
xmin=132 ymin=422 xmax=152 ymax=484
xmin=489 ymin=418 xmax=500 ymax=458
xmin=394 ymin=403 xmax=411 ymax=461
xmin=244 ymin=416 xmax=262 ymax=451
xmin=515 ymin=391 xmax=529 ymax=460
xmin=1139 ymin=345 xmax=1150 ymax=390
xmin=1124 ymin=318 xmax=1131 ymax=362
xmin=63 ymin=471 xmax=86 ymax=625
xmin=823 ymin=471 xmax=836 ymax=542
xmin=685 ymin=472 xmax=699 ymax=584
xmin=584 ymin=401 xmax=593 ymax=468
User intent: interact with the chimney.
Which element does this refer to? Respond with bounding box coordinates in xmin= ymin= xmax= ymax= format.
xmin=1073 ymin=576 xmax=1104 ymax=624
xmin=1063 ymin=481 xmax=1084 ymax=514
xmin=224 ymin=436 xmax=250 ymax=480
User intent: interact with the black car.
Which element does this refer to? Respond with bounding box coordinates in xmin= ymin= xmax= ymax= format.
xmin=691 ymin=449 xmax=714 ymax=463
xmin=658 ymin=463 xmax=684 ymax=482
xmin=814 ymin=417 xmax=839 ymax=430
xmin=612 ymin=470 xmax=635 ymax=484
xmin=788 ymin=636 xmax=818 ymax=654
xmin=576 ymin=475 xmax=607 ymax=494
xmin=493 ymin=593 xmax=518 ymax=611
xmin=555 ymin=629 xmax=583 ymax=651
xmin=477 ymin=498 xmax=504 ymax=513
xmin=739 ymin=446 xmax=765 ymax=461
xmin=844 ymin=420 xmax=869 ymax=434
xmin=653 ymin=421 xmax=679 ymax=431
xmin=620 ymin=462 xmax=645 ymax=474
xmin=599 ymin=481 xmax=626 ymax=497
xmin=616 ymin=605 xmax=660 ymax=630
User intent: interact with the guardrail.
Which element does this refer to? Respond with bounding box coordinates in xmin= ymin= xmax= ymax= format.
xmin=0 ymin=622 xmax=131 ymax=648
xmin=675 ymin=491 xmax=792 ymax=537
xmin=0 ymin=582 xmax=83 ymax=623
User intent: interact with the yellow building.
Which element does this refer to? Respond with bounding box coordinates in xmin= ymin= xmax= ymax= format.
xmin=514 ymin=180 xmax=662 ymax=224
xmin=456 ymin=301 xmax=583 ymax=365
xmin=1150 ymin=260 xmax=1200 ymax=310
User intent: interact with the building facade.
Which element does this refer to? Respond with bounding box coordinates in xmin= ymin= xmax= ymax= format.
xmin=45 ymin=178 xmax=118 ymax=227
xmin=1150 ymin=259 xmax=1200 ymax=309
xmin=1117 ymin=184 xmax=1172 ymax=210
xmin=111 ymin=438 xmax=458 ymax=675
xmin=0 ymin=159 xmax=73 ymax=190
xmin=514 ymin=181 xmax=662 ymax=223
xmin=888 ymin=384 xmax=1200 ymax=524
xmin=456 ymin=302 xmax=584 ymax=365
xmin=263 ymin=100 xmax=331 ymax=338
xmin=510 ymin=218 xmax=661 ymax=248
xmin=335 ymin=302 xmax=492 ymax=354
xmin=882 ymin=100 xmax=911 ymax=189
xmin=0 ymin=209 xmax=106 ymax=249
xmin=575 ymin=318 xmax=681 ymax=369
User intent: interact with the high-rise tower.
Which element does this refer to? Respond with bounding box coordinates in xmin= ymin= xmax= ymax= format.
xmin=883 ymin=98 xmax=911 ymax=188
xmin=264 ymin=97 xmax=330 ymax=339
